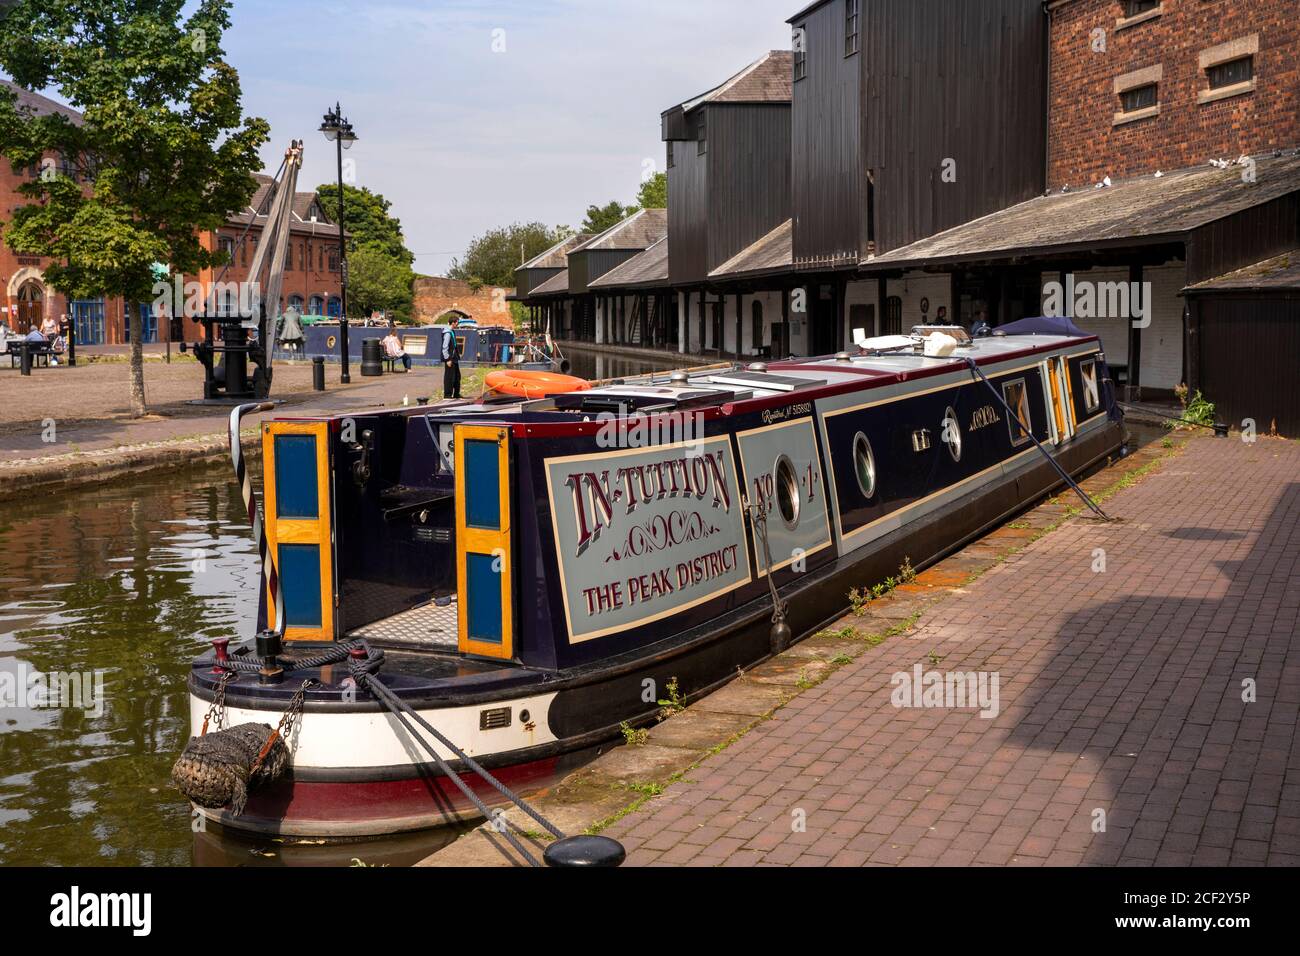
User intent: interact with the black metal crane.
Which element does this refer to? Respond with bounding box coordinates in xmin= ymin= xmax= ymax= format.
xmin=184 ymin=141 xmax=304 ymax=401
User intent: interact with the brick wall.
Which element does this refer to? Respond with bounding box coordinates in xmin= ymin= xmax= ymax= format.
xmin=210 ymin=224 xmax=342 ymax=311
xmin=1048 ymin=0 xmax=1300 ymax=189
xmin=172 ymin=225 xmax=342 ymax=342
xmin=412 ymin=277 xmax=514 ymax=327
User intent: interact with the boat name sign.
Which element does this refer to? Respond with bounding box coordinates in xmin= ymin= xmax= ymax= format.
xmin=544 ymin=435 xmax=752 ymax=643
xmin=969 ymin=404 xmax=1001 ymax=431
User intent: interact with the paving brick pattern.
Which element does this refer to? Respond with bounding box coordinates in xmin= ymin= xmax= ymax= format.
xmin=606 ymin=437 xmax=1300 ymax=866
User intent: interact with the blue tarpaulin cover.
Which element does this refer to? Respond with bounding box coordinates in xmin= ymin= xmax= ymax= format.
xmin=996 ymin=315 xmax=1092 ymax=337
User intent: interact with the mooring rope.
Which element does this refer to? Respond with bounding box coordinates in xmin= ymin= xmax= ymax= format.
xmin=230 ymin=402 xmax=284 ymax=634
xmin=352 ymin=664 xmax=564 ymax=839
xmin=351 ymin=671 xmax=557 ymax=867
xmin=964 ymin=358 xmax=1111 ymax=522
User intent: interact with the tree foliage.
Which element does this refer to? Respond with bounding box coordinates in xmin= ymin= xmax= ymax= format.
xmin=0 ymin=0 xmax=268 ymax=415
xmin=580 ymin=199 xmax=636 ymax=235
xmin=314 ymin=182 xmax=414 ymax=265
xmin=0 ymin=0 xmax=268 ymax=302
xmin=448 ymin=221 xmax=570 ymax=289
xmin=637 ymin=171 xmax=667 ymax=209
xmin=346 ymin=243 xmax=415 ymax=324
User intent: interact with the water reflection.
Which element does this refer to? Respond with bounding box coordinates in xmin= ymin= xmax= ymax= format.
xmin=563 ymin=349 xmax=679 ymax=382
xmin=0 ymin=462 xmax=259 ymax=866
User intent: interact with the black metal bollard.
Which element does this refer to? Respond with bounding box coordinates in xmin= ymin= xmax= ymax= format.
xmin=66 ymin=319 xmax=76 ymax=368
xmin=543 ymin=834 xmax=626 ymax=868
xmin=360 ymin=337 xmax=383 ymax=377
xmin=19 ymin=341 xmax=32 ymax=376
xmin=312 ymin=356 xmax=326 ymax=391
xmin=255 ymin=630 xmax=284 ymax=685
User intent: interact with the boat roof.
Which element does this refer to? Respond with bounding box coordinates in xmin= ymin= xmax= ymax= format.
xmin=435 ymin=331 xmax=1099 ymax=426
xmin=274 ymin=330 xmax=1100 ymax=431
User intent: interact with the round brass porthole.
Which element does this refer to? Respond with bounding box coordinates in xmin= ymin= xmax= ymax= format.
xmin=853 ymin=432 xmax=877 ymax=499
xmin=774 ymin=454 xmax=800 ymax=530
xmin=943 ymin=406 xmax=962 ymax=463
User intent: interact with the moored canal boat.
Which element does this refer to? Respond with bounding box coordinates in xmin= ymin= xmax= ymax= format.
xmin=181 ymin=318 xmax=1125 ymax=837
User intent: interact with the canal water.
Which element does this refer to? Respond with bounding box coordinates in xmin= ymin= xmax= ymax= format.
xmin=563 ymin=347 xmax=682 ymax=382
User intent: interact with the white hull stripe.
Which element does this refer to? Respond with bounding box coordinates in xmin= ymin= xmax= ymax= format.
xmin=190 ymin=691 xmax=559 ymax=771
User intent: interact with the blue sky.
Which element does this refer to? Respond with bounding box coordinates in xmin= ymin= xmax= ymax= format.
xmin=222 ymin=0 xmax=796 ymax=276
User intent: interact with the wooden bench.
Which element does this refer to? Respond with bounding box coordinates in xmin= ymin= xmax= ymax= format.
xmin=8 ymin=341 xmax=56 ymax=369
xmin=383 ymin=334 xmax=428 ymax=372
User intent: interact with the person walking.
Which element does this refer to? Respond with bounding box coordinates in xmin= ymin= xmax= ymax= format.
xmin=441 ymin=315 xmax=462 ymax=399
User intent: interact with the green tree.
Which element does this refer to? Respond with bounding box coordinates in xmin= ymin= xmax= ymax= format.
xmin=0 ymin=0 xmax=268 ymax=416
xmin=636 ymin=171 xmax=667 ymax=209
xmin=314 ymin=182 xmax=414 ymax=265
xmin=346 ymin=243 xmax=415 ymax=324
xmin=581 ymin=199 xmax=636 ymax=235
xmin=449 ymin=221 xmax=569 ymax=289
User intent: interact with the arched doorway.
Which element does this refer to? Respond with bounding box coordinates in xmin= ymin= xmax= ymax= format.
xmin=15 ymin=279 xmax=43 ymax=334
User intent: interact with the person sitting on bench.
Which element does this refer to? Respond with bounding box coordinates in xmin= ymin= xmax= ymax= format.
xmin=19 ymin=326 xmax=51 ymax=367
xmin=381 ymin=323 xmax=411 ymax=371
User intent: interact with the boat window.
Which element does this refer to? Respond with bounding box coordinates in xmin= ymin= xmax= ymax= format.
xmin=942 ymin=406 xmax=962 ymax=462
xmin=1003 ymin=379 xmax=1032 ymax=447
xmin=1080 ymin=359 xmax=1101 ymax=413
xmin=852 ymin=432 xmax=877 ymax=499
xmin=774 ymin=454 xmax=800 ymax=530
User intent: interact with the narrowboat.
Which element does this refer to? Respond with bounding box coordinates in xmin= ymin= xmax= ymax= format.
xmin=182 ymin=317 xmax=1125 ymax=837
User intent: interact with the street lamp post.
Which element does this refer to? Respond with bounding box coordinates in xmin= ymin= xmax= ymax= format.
xmin=319 ymin=102 xmax=357 ymax=383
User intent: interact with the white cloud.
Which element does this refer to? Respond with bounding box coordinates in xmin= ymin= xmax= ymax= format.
xmin=227 ymin=0 xmax=794 ymax=276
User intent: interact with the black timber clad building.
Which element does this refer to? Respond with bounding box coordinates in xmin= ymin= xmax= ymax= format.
xmin=788 ymin=0 xmax=1047 ymax=266
xmin=1184 ymin=250 xmax=1300 ymax=437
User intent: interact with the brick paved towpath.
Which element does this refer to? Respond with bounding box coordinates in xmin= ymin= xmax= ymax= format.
xmin=601 ymin=436 xmax=1300 ymax=866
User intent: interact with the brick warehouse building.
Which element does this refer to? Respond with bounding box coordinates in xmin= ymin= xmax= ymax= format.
xmin=1048 ymin=0 xmax=1300 ymax=190
xmin=2 ymin=82 xmax=342 ymax=345
xmin=183 ymin=173 xmax=344 ymax=342
xmin=854 ymin=0 xmax=1299 ymax=399
xmin=0 ymin=81 xmax=127 ymax=343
